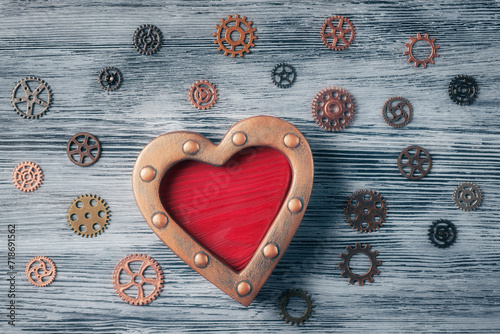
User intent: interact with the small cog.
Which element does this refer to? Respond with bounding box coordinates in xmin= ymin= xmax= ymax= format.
xmin=98 ymin=67 xmax=122 ymax=91
xmin=345 ymin=189 xmax=387 ymax=233
xmin=449 ymin=75 xmax=478 ymax=105
xmin=277 ymin=288 xmax=315 ymax=326
xmin=453 ymin=182 xmax=482 ymax=211
xmin=25 ymin=256 xmax=56 ymax=287
xmin=187 ymin=80 xmax=218 ymax=110
xmin=213 ymin=14 xmax=257 ymax=57
xmin=67 ymin=194 xmax=110 ymax=237
xmin=271 ymin=63 xmax=296 ymax=88
xmin=133 ymin=24 xmax=162 ymax=55
xmin=311 ymin=87 xmax=356 ymax=131
xmin=382 ymin=97 xmax=413 ymax=128
xmin=11 ymin=77 xmax=52 ymax=119
xmin=12 ymin=161 xmax=43 ymax=192
xmin=428 ymin=219 xmax=457 ymax=248
xmin=320 ymin=16 xmax=355 ymax=51
xmin=404 ymin=33 xmax=439 ymax=68
xmin=338 ymin=243 xmax=381 ymax=285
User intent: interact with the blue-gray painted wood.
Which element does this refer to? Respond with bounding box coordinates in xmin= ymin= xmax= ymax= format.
xmin=1 ymin=0 xmax=500 ymax=333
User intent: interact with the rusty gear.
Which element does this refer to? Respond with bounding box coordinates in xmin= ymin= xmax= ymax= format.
xmin=320 ymin=16 xmax=355 ymax=51
xmin=345 ymin=189 xmax=387 ymax=233
xmin=382 ymin=97 xmax=413 ymax=128
xmin=271 ymin=63 xmax=296 ymax=88
xmin=338 ymin=243 xmax=381 ymax=286
xmin=12 ymin=161 xmax=43 ymax=192
xmin=25 ymin=256 xmax=56 ymax=287
xmin=67 ymin=132 xmax=102 ymax=167
xmin=188 ymin=80 xmax=218 ymax=110
xmin=112 ymin=254 xmax=164 ymax=305
xmin=133 ymin=24 xmax=162 ymax=55
xmin=404 ymin=33 xmax=439 ymax=68
xmin=429 ymin=219 xmax=457 ymax=248
xmin=449 ymin=75 xmax=478 ymax=105
xmin=398 ymin=145 xmax=432 ymax=180
xmin=98 ymin=67 xmax=122 ymax=91
xmin=67 ymin=194 xmax=110 ymax=237
xmin=213 ymin=14 xmax=256 ymax=57
xmin=11 ymin=77 xmax=52 ymax=119
xmin=453 ymin=182 xmax=482 ymax=211
xmin=278 ymin=288 xmax=315 ymax=326
xmin=311 ymin=87 xmax=356 ymax=131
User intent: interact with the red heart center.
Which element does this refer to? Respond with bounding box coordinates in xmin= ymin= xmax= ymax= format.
xmin=159 ymin=146 xmax=292 ymax=272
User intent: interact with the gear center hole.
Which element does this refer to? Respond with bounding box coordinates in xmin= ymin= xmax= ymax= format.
xmin=348 ymin=253 xmax=372 ymax=276
xmin=285 ymin=296 xmax=308 ymax=318
xmin=133 ymin=275 xmax=143 ymax=284
xmin=28 ymin=95 xmax=34 ymax=101
xmin=412 ymin=40 xmax=432 ymax=60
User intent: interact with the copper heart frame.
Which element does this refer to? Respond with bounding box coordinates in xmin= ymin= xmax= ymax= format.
xmin=132 ymin=116 xmax=314 ymax=306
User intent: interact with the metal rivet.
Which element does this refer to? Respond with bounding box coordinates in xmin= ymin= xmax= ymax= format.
xmin=152 ymin=212 xmax=168 ymax=229
xmin=232 ymin=132 xmax=247 ymax=146
xmin=283 ymin=134 xmax=300 ymax=148
xmin=194 ymin=252 xmax=209 ymax=268
xmin=140 ymin=166 xmax=156 ymax=182
xmin=263 ymin=243 xmax=279 ymax=259
xmin=236 ymin=281 xmax=252 ymax=297
xmin=288 ymin=198 xmax=303 ymax=213
xmin=183 ymin=140 xmax=200 ymax=155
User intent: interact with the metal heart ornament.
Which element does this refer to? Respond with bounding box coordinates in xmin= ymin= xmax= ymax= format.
xmin=132 ymin=116 xmax=314 ymax=306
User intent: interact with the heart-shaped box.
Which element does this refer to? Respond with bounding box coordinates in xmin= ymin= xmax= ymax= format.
xmin=132 ymin=116 xmax=313 ymax=306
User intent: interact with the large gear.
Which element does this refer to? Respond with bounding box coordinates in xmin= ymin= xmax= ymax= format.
xmin=397 ymin=145 xmax=432 ymax=180
xmin=112 ymin=254 xmax=164 ymax=305
xmin=67 ymin=194 xmax=110 ymax=237
xmin=213 ymin=14 xmax=257 ymax=57
xmin=133 ymin=24 xmax=162 ymax=55
xmin=12 ymin=161 xmax=43 ymax=192
xmin=271 ymin=63 xmax=296 ymax=88
xmin=320 ymin=15 xmax=355 ymax=51
xmin=449 ymin=75 xmax=478 ymax=105
xmin=404 ymin=33 xmax=439 ymax=68
xmin=453 ymin=182 xmax=482 ymax=211
xmin=345 ymin=189 xmax=387 ymax=233
xmin=311 ymin=87 xmax=356 ymax=131
xmin=187 ymin=80 xmax=218 ymax=110
xmin=11 ymin=77 xmax=52 ymax=119
xmin=382 ymin=97 xmax=413 ymax=128
xmin=25 ymin=256 xmax=56 ymax=287
xmin=277 ymin=288 xmax=315 ymax=326
xmin=428 ymin=219 xmax=457 ymax=248
xmin=98 ymin=67 xmax=122 ymax=91
xmin=338 ymin=243 xmax=381 ymax=285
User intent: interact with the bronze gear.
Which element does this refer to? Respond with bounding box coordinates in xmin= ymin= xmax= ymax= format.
xmin=404 ymin=33 xmax=439 ymax=68
xmin=67 ymin=194 xmax=110 ymax=237
xmin=345 ymin=189 xmax=387 ymax=233
xmin=98 ymin=67 xmax=122 ymax=91
xmin=453 ymin=182 xmax=482 ymax=211
xmin=133 ymin=24 xmax=162 ymax=55
xmin=214 ymin=14 xmax=257 ymax=57
xmin=278 ymin=288 xmax=315 ymax=326
xmin=187 ymin=80 xmax=218 ymax=110
xmin=397 ymin=145 xmax=432 ymax=180
xmin=12 ymin=161 xmax=43 ymax=192
xmin=25 ymin=256 xmax=56 ymax=287
xmin=11 ymin=77 xmax=52 ymax=119
xmin=320 ymin=16 xmax=355 ymax=51
xmin=382 ymin=97 xmax=413 ymax=128
xmin=67 ymin=132 xmax=102 ymax=167
xmin=311 ymin=87 xmax=356 ymax=131
xmin=338 ymin=243 xmax=381 ymax=285
xmin=112 ymin=254 xmax=164 ymax=305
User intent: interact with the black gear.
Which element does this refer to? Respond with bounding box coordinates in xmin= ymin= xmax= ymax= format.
xmin=428 ymin=219 xmax=456 ymax=248
xmin=98 ymin=67 xmax=122 ymax=91
xmin=277 ymin=288 xmax=315 ymax=326
xmin=133 ymin=24 xmax=163 ymax=55
xmin=271 ymin=63 xmax=296 ymax=88
xmin=449 ymin=75 xmax=478 ymax=105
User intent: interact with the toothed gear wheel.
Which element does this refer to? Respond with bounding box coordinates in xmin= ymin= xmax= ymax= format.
xmin=67 ymin=194 xmax=110 ymax=237
xmin=98 ymin=67 xmax=122 ymax=91
xmin=320 ymin=15 xmax=355 ymax=51
xmin=187 ymin=80 xmax=218 ymax=110
xmin=311 ymin=87 xmax=356 ymax=131
xmin=271 ymin=63 xmax=296 ymax=88
xmin=278 ymin=288 xmax=315 ymax=326
xmin=345 ymin=189 xmax=387 ymax=233
xmin=404 ymin=33 xmax=439 ymax=68
xmin=338 ymin=243 xmax=381 ymax=285
xmin=112 ymin=254 xmax=164 ymax=306
xmin=12 ymin=161 xmax=43 ymax=192
xmin=382 ymin=97 xmax=413 ymax=128
xmin=428 ymin=219 xmax=457 ymax=248
xmin=398 ymin=145 xmax=432 ymax=180
xmin=133 ymin=24 xmax=163 ymax=55
xmin=213 ymin=14 xmax=257 ymax=57
xmin=11 ymin=77 xmax=52 ymax=119
xmin=449 ymin=75 xmax=478 ymax=105
xmin=453 ymin=182 xmax=482 ymax=211
xmin=25 ymin=256 xmax=56 ymax=287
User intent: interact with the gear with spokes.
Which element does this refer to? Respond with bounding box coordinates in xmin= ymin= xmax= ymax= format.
xmin=428 ymin=219 xmax=457 ymax=248
xmin=345 ymin=189 xmax=387 ymax=233
xmin=449 ymin=75 xmax=478 ymax=105
xmin=25 ymin=256 xmax=56 ymax=287
xmin=397 ymin=145 xmax=432 ymax=180
xmin=453 ymin=182 xmax=482 ymax=211
xmin=271 ymin=63 xmax=296 ymax=88
xmin=98 ymin=67 xmax=122 ymax=91
xmin=338 ymin=243 xmax=381 ymax=285
xmin=187 ymin=80 xmax=218 ymax=110
xmin=311 ymin=87 xmax=356 ymax=131
xmin=382 ymin=97 xmax=413 ymax=128
xmin=278 ymin=288 xmax=315 ymax=326
xmin=133 ymin=24 xmax=163 ymax=55
xmin=214 ymin=14 xmax=257 ymax=57
xmin=320 ymin=15 xmax=355 ymax=51
xmin=67 ymin=194 xmax=110 ymax=237
xmin=67 ymin=132 xmax=102 ymax=167
xmin=404 ymin=33 xmax=439 ymax=68
xmin=12 ymin=161 xmax=43 ymax=192
xmin=112 ymin=254 xmax=164 ymax=305
xmin=11 ymin=77 xmax=52 ymax=119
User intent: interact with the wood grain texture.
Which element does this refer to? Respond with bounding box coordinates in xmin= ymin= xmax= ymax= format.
xmin=1 ymin=0 xmax=500 ymax=333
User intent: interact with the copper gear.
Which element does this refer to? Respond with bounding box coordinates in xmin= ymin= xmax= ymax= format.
xmin=133 ymin=24 xmax=163 ymax=55
xmin=398 ymin=145 xmax=432 ymax=180
xmin=382 ymin=97 xmax=413 ymax=128
xmin=12 ymin=161 xmax=43 ymax=192
xmin=98 ymin=67 xmax=122 ymax=91
xmin=188 ymin=80 xmax=218 ymax=110
xmin=112 ymin=254 xmax=164 ymax=305
xmin=338 ymin=243 xmax=381 ymax=285
xmin=453 ymin=182 xmax=482 ymax=211
xmin=404 ymin=33 xmax=439 ymax=68
xmin=278 ymin=288 xmax=315 ymax=326
xmin=67 ymin=132 xmax=102 ymax=167
xmin=25 ymin=256 xmax=56 ymax=287
xmin=311 ymin=87 xmax=356 ymax=131
xmin=213 ymin=14 xmax=257 ymax=57
xmin=67 ymin=194 xmax=110 ymax=237
xmin=345 ymin=189 xmax=387 ymax=233
xmin=11 ymin=77 xmax=52 ymax=119
xmin=320 ymin=16 xmax=355 ymax=51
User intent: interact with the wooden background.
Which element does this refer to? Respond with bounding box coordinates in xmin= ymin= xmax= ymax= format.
xmin=1 ymin=0 xmax=500 ymax=333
